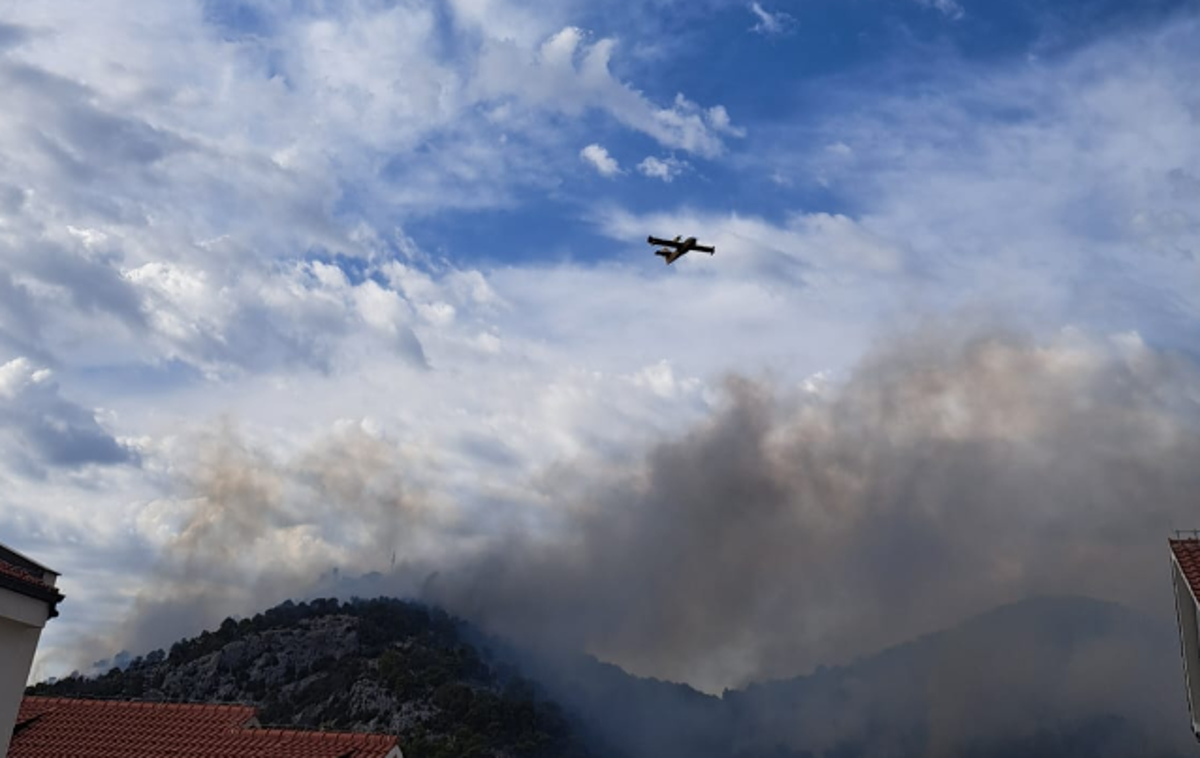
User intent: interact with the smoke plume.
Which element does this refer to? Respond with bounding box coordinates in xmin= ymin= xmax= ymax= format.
xmin=72 ymin=420 xmax=449 ymax=669
xmin=87 ymin=323 xmax=1200 ymax=701
xmin=425 ymin=325 xmax=1200 ymax=691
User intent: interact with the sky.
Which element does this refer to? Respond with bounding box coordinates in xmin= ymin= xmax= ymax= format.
xmin=3 ymin=0 xmax=1200 ymax=691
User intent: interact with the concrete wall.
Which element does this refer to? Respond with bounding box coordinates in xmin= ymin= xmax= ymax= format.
xmin=1171 ymin=555 xmax=1200 ymax=740
xmin=0 ymin=587 xmax=50 ymax=758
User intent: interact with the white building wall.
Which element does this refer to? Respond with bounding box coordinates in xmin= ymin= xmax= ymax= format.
xmin=1170 ymin=555 xmax=1200 ymax=740
xmin=0 ymin=587 xmax=50 ymax=757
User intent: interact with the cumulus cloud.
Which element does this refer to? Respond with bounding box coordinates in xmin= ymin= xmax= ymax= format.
xmin=121 ymin=256 xmax=430 ymax=377
xmin=0 ymin=358 xmax=136 ymax=473
xmin=0 ymin=1 xmax=739 ymax=377
xmin=444 ymin=0 xmax=566 ymax=46
xmin=475 ymin=27 xmax=734 ymax=156
xmin=705 ymin=104 xmax=746 ymax=138
xmin=580 ymin=143 xmax=622 ymax=177
xmin=749 ymin=2 xmax=796 ymax=36
xmin=746 ymin=13 xmax=1200 ymax=352
xmin=637 ymin=155 xmax=687 ymax=182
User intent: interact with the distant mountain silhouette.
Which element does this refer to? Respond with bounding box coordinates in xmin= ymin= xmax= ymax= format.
xmin=31 ymin=595 xmax=1194 ymax=758
xmin=723 ymin=596 xmax=1190 ymax=757
xmin=507 ymin=596 xmax=1193 ymax=758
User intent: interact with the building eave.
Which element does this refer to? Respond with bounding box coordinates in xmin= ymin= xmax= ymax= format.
xmin=0 ymin=570 xmax=65 ymax=618
xmin=0 ymin=541 xmax=59 ymax=578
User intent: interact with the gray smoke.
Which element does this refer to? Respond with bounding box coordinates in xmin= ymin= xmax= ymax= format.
xmin=423 ymin=325 xmax=1200 ymax=691
xmin=72 ymin=420 xmax=442 ymax=669
xmin=83 ymin=322 xmax=1200 ymax=707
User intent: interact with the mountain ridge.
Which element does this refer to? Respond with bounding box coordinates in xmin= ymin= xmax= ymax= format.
xmin=29 ymin=594 xmax=1193 ymax=758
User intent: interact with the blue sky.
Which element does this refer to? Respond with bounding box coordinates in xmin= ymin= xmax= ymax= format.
xmin=411 ymin=0 xmax=1196 ymax=267
xmin=2 ymin=0 xmax=1200 ymax=688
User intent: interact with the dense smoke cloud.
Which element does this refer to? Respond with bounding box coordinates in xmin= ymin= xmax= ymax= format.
xmin=424 ymin=324 xmax=1200 ymax=690
xmin=91 ymin=324 xmax=1200 ymax=697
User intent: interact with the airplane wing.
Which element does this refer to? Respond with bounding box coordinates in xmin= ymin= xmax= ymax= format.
xmin=648 ymin=236 xmax=682 ymax=247
xmin=692 ymin=245 xmax=716 ymax=254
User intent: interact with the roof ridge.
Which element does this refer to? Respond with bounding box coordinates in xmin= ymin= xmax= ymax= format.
xmin=245 ymin=725 xmax=396 ymax=743
xmin=0 ymin=561 xmax=64 ymax=613
xmin=0 ymin=540 xmax=59 ymax=574
xmin=23 ymin=695 xmax=257 ymax=713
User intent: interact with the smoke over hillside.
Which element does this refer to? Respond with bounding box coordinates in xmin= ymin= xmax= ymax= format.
xmin=426 ymin=324 xmax=1200 ymax=690
xmin=85 ymin=323 xmax=1200 ymax=698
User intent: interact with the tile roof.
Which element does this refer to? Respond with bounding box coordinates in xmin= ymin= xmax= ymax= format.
xmin=1171 ymin=538 xmax=1200 ymax=604
xmin=0 ymin=559 xmax=64 ymax=616
xmin=0 ymin=541 xmax=58 ymax=577
xmin=10 ymin=698 xmax=400 ymax=758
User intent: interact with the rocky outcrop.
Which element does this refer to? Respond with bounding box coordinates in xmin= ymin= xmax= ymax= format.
xmin=28 ymin=598 xmax=595 ymax=758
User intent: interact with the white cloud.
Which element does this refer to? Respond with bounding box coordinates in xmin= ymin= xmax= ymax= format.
xmin=445 ymin=0 xmax=565 ymax=45
xmin=0 ymin=1 xmax=731 ymax=231
xmin=743 ymin=15 xmax=1200 ymax=344
xmin=580 ymin=143 xmax=622 ymax=177
xmin=122 ymin=254 xmax=431 ymax=377
xmin=629 ymin=360 xmax=701 ymax=399
xmin=474 ymin=28 xmax=733 ymax=156
xmin=0 ymin=357 xmax=136 ymax=474
xmin=637 ymin=155 xmax=688 ymax=182
xmin=915 ymin=0 xmax=965 ymax=19
xmin=749 ymin=2 xmax=797 ymax=36
xmin=789 ymin=212 xmax=904 ymax=273
xmin=706 ymin=105 xmax=747 ymax=138
xmin=0 ymin=1 xmax=737 ymax=381
xmin=598 ymin=204 xmax=909 ymax=278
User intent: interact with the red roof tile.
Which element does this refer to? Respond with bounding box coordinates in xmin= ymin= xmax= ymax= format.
xmin=0 ymin=559 xmax=48 ymax=586
xmin=10 ymin=697 xmax=399 ymax=758
xmin=1170 ymin=539 xmax=1200 ymax=603
xmin=0 ymin=559 xmax=63 ymax=615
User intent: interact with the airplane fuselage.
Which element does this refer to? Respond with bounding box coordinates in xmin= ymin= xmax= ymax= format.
xmin=661 ymin=238 xmax=696 ymax=263
xmin=647 ymin=234 xmax=715 ymax=264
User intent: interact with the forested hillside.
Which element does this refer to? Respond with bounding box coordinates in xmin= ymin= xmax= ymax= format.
xmin=30 ymin=595 xmax=1193 ymax=758
xmin=29 ymin=597 xmax=601 ymax=758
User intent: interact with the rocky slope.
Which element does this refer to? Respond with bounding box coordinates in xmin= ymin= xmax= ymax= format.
xmin=29 ymin=597 xmax=601 ymax=758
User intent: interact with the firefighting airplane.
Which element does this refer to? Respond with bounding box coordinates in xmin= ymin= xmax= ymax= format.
xmin=647 ymin=235 xmax=716 ymax=264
